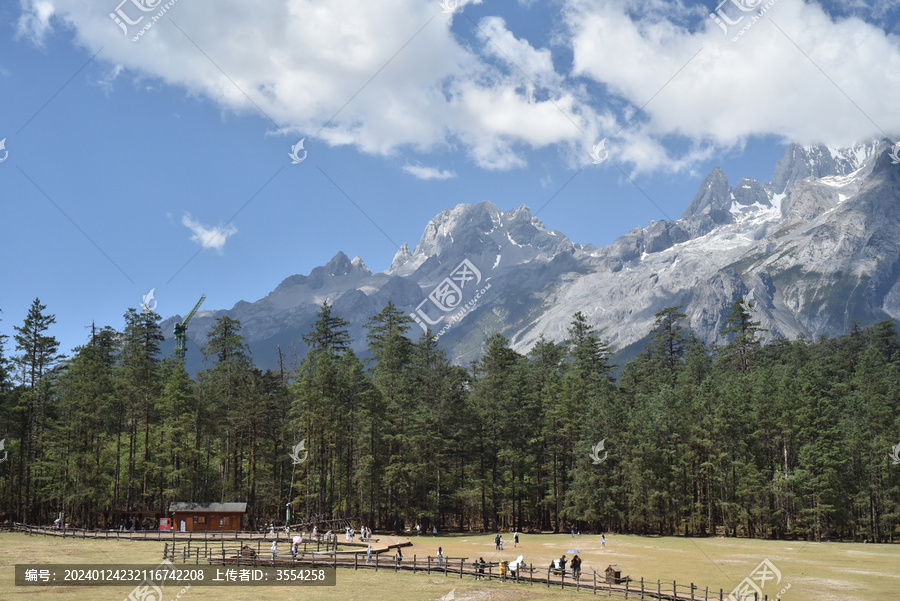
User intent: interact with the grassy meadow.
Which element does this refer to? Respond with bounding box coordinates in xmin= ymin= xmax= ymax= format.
xmin=0 ymin=532 xmax=896 ymax=601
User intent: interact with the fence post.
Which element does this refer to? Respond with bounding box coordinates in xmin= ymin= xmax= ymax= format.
xmin=674 ymin=581 xmax=677 ymax=600
xmin=705 ymin=586 xmax=709 ymax=601
xmin=355 ymin=552 xmax=358 ymax=571
xmin=427 ymin=556 xmax=431 ymax=574
xmin=625 ymin=578 xmax=629 ymax=599
xmin=692 ymin=582 xmax=696 ymax=601
xmin=658 ymin=580 xmax=662 ymax=599
xmin=460 ymin=559 xmax=463 ymax=579
xmin=641 ymin=577 xmax=644 ymax=600
xmin=375 ymin=552 xmax=378 ymax=571
xmin=719 ymin=589 xmax=723 ymax=601
xmin=414 ymin=555 xmax=417 ymax=574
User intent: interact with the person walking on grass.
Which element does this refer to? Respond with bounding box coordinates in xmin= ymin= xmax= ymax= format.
xmin=437 ymin=546 xmax=444 ymax=568
xmin=495 ymin=534 xmax=500 ymax=550
xmin=601 ymin=534 xmax=606 ymax=549
xmin=514 ymin=531 xmax=519 ymax=547
xmin=271 ymin=540 xmax=278 ymax=561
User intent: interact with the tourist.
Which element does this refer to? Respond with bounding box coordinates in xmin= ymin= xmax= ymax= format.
xmin=498 ymin=535 xmax=503 ymax=550
xmin=366 ymin=545 xmax=373 ymax=564
xmin=513 ymin=531 xmax=519 ymax=547
xmin=559 ymin=555 xmax=567 ymax=574
xmin=437 ymin=546 xmax=444 ymax=567
xmin=572 ymin=554 xmax=581 ymax=580
xmin=494 ymin=534 xmax=500 ymax=550
xmin=433 ymin=525 xmax=438 ymax=536
xmin=271 ymin=540 xmax=278 ymax=561
xmin=601 ymin=534 xmax=606 ymax=549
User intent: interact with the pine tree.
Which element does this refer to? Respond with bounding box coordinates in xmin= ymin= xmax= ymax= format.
xmin=13 ymin=298 xmax=61 ymax=523
xmin=720 ymin=298 xmax=767 ymax=372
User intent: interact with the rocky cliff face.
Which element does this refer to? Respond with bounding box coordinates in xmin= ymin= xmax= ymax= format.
xmin=162 ymin=138 xmax=900 ymax=370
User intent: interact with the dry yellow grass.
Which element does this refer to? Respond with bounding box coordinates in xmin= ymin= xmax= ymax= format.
xmin=0 ymin=532 xmax=896 ymax=601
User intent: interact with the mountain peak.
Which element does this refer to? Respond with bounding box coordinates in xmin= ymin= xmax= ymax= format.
xmin=771 ymin=140 xmax=882 ymax=194
xmin=325 ymin=251 xmax=353 ymax=276
xmin=680 ymin=166 xmax=731 ymax=222
xmin=390 ymin=243 xmax=412 ymax=271
xmin=351 ymin=255 xmax=370 ymax=273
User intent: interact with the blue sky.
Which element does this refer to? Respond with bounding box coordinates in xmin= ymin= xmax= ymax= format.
xmin=1 ymin=0 xmax=899 ymax=358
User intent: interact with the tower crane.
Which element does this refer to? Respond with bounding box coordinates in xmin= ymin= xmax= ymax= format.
xmin=174 ymin=294 xmax=206 ymax=360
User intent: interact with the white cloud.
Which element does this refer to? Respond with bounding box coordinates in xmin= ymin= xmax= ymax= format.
xmin=402 ymin=163 xmax=456 ymax=180
xmin=564 ymin=0 xmax=900 ymax=163
xmin=17 ymin=1 xmax=56 ymax=45
xmin=22 ymin=0 xmax=595 ymax=170
xmin=181 ymin=213 xmax=237 ymax=252
xmin=15 ymin=0 xmax=900 ymax=174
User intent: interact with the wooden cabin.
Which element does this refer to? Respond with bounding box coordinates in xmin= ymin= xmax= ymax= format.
xmin=168 ymin=502 xmax=247 ymax=532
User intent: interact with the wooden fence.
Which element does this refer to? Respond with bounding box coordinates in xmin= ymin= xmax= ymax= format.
xmin=162 ymin=541 xmax=773 ymax=601
xmin=7 ymin=523 xmax=337 ymax=549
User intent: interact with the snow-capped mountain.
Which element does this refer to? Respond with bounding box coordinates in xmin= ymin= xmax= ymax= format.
xmin=162 ymin=138 xmax=900 ymax=370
